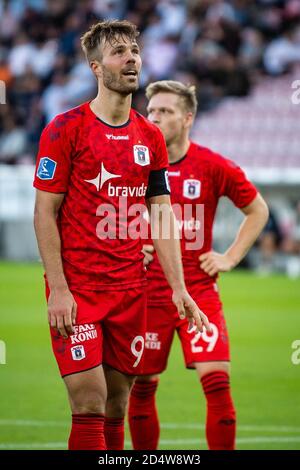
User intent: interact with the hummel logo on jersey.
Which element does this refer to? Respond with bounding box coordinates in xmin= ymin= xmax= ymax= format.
xmin=183 ymin=179 xmax=201 ymax=199
xmin=106 ymin=134 xmax=129 ymax=140
xmin=169 ymin=170 xmax=181 ymax=177
xmin=84 ymin=162 xmax=121 ymax=191
xmin=133 ymin=145 xmax=150 ymax=166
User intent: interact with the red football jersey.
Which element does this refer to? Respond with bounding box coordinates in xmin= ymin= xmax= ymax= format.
xmin=146 ymin=141 xmax=258 ymax=304
xmin=33 ymin=102 xmax=169 ymax=291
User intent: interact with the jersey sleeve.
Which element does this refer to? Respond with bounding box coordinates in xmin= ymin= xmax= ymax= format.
xmin=33 ymin=117 xmax=72 ymax=193
xmin=150 ymin=126 xmax=169 ymax=171
xmin=216 ymin=155 xmax=258 ymax=208
xmin=146 ymin=126 xmax=170 ymax=198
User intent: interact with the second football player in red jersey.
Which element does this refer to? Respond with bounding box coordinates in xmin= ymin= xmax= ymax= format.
xmin=128 ymin=81 xmax=269 ymax=450
xmin=33 ymin=23 xmax=210 ymax=451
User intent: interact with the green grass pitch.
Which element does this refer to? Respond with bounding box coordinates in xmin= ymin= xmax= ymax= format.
xmin=0 ymin=262 xmax=300 ymax=450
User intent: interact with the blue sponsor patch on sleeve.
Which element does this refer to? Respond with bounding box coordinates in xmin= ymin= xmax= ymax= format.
xmin=36 ymin=157 xmax=57 ymax=180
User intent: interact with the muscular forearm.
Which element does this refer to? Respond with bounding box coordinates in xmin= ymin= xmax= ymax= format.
xmin=151 ymin=209 xmax=186 ymax=292
xmin=34 ymin=211 xmax=68 ymax=290
xmin=226 ymin=210 xmax=268 ymax=266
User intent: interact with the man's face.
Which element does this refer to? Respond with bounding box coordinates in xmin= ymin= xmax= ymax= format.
xmin=99 ymin=35 xmax=142 ymax=95
xmin=147 ymin=92 xmax=189 ymax=146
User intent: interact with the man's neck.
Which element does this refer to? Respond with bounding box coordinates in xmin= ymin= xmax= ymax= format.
xmin=91 ymin=87 xmax=132 ymax=126
xmin=168 ymin=138 xmax=190 ymax=164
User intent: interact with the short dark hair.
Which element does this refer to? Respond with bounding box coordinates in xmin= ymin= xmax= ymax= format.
xmin=81 ymin=20 xmax=139 ymax=63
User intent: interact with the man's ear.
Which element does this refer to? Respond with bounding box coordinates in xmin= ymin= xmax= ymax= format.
xmin=184 ymin=112 xmax=194 ymax=129
xmin=90 ymin=60 xmax=102 ymax=79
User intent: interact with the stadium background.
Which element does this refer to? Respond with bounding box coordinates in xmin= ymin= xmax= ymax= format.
xmin=0 ymin=0 xmax=300 ymax=450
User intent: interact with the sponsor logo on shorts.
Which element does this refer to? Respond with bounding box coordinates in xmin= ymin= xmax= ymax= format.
xmin=71 ymin=345 xmax=86 ymax=361
xmin=70 ymin=323 xmax=97 ymax=345
xmin=145 ymin=332 xmax=161 ymax=350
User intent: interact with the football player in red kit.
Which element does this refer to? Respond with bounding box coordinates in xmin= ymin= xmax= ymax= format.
xmin=33 ymin=24 xmax=210 ymax=451
xmin=128 ymin=81 xmax=269 ymax=450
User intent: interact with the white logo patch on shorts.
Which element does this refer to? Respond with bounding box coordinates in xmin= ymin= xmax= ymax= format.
xmin=71 ymin=345 xmax=86 ymax=361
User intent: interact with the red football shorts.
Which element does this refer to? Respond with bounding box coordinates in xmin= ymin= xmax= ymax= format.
xmin=142 ymin=285 xmax=230 ymax=375
xmin=45 ymin=285 xmax=147 ymax=378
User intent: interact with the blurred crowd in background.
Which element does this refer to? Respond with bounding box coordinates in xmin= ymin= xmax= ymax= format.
xmin=251 ymin=201 xmax=300 ymax=276
xmin=0 ymin=0 xmax=300 ymax=166
xmin=0 ymin=0 xmax=299 ymax=273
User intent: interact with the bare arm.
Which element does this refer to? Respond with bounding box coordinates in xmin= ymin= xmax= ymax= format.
xmin=34 ymin=189 xmax=77 ymax=337
xmin=147 ymin=194 xmax=185 ymax=292
xmin=34 ymin=190 xmax=67 ymax=289
xmin=199 ymin=193 xmax=269 ymax=276
xmin=147 ymin=194 xmax=211 ymax=332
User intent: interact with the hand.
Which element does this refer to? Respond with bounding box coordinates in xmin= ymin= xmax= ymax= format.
xmin=172 ymin=289 xmax=212 ymax=334
xmin=199 ymin=251 xmax=235 ymax=277
xmin=142 ymin=244 xmax=155 ymax=267
xmin=48 ymin=286 xmax=77 ymax=339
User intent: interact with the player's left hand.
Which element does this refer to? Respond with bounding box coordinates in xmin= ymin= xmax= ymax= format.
xmin=199 ymin=251 xmax=235 ymax=276
xmin=172 ymin=289 xmax=212 ymax=334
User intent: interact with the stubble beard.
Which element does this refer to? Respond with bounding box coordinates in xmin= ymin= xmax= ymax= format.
xmin=102 ymin=65 xmax=139 ymax=95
